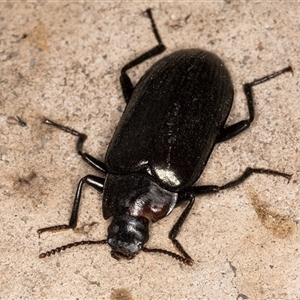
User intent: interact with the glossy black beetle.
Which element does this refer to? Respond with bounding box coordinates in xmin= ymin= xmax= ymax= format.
xmin=38 ymin=9 xmax=292 ymax=265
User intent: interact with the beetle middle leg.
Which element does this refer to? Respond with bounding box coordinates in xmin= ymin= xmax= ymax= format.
xmin=43 ymin=118 xmax=107 ymax=173
xmin=38 ymin=119 xmax=107 ymax=235
xmin=120 ymin=9 xmax=166 ymax=103
xmin=191 ymin=167 xmax=292 ymax=195
xmin=217 ymin=66 xmax=293 ymax=142
xmin=167 ymin=167 xmax=292 ymax=263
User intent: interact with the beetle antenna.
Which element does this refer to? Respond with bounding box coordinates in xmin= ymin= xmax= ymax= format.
xmin=142 ymin=247 xmax=194 ymax=266
xmin=39 ymin=240 xmax=107 ymax=258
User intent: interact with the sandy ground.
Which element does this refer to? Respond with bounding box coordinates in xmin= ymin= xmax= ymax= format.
xmin=1 ymin=2 xmax=299 ymax=299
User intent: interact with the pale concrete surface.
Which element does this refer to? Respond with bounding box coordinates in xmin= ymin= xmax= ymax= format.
xmin=0 ymin=2 xmax=299 ymax=299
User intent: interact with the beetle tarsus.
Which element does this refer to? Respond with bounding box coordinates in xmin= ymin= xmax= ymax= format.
xmin=142 ymin=247 xmax=194 ymax=266
xmin=37 ymin=224 xmax=71 ymax=237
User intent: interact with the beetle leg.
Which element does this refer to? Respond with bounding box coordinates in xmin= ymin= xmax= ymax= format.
xmin=120 ymin=9 xmax=166 ymax=103
xmin=217 ymin=66 xmax=293 ymax=142
xmin=168 ymin=196 xmax=195 ymax=264
xmin=191 ymin=167 xmax=292 ymax=195
xmin=38 ymin=175 xmax=105 ymax=236
xmin=43 ymin=118 xmax=107 ymax=174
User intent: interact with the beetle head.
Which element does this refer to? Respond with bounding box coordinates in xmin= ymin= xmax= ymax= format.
xmin=107 ymin=214 xmax=149 ymax=260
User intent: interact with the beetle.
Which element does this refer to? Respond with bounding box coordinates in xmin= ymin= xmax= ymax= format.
xmin=38 ymin=9 xmax=292 ymax=265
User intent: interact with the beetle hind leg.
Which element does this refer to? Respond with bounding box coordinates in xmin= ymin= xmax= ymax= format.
xmin=217 ymin=66 xmax=293 ymax=142
xmin=120 ymin=9 xmax=166 ymax=103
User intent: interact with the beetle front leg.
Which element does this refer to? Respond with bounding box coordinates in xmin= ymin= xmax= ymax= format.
xmin=38 ymin=175 xmax=105 ymax=236
xmin=217 ymin=66 xmax=293 ymax=142
xmin=168 ymin=196 xmax=195 ymax=264
xmin=43 ymin=118 xmax=107 ymax=173
xmin=120 ymin=9 xmax=166 ymax=103
xmin=191 ymin=167 xmax=292 ymax=196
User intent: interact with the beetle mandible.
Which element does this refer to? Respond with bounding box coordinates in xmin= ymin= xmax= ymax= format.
xmin=38 ymin=9 xmax=292 ymax=265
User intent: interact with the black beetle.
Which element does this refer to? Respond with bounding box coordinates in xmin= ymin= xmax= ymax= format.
xmin=38 ymin=9 xmax=292 ymax=265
